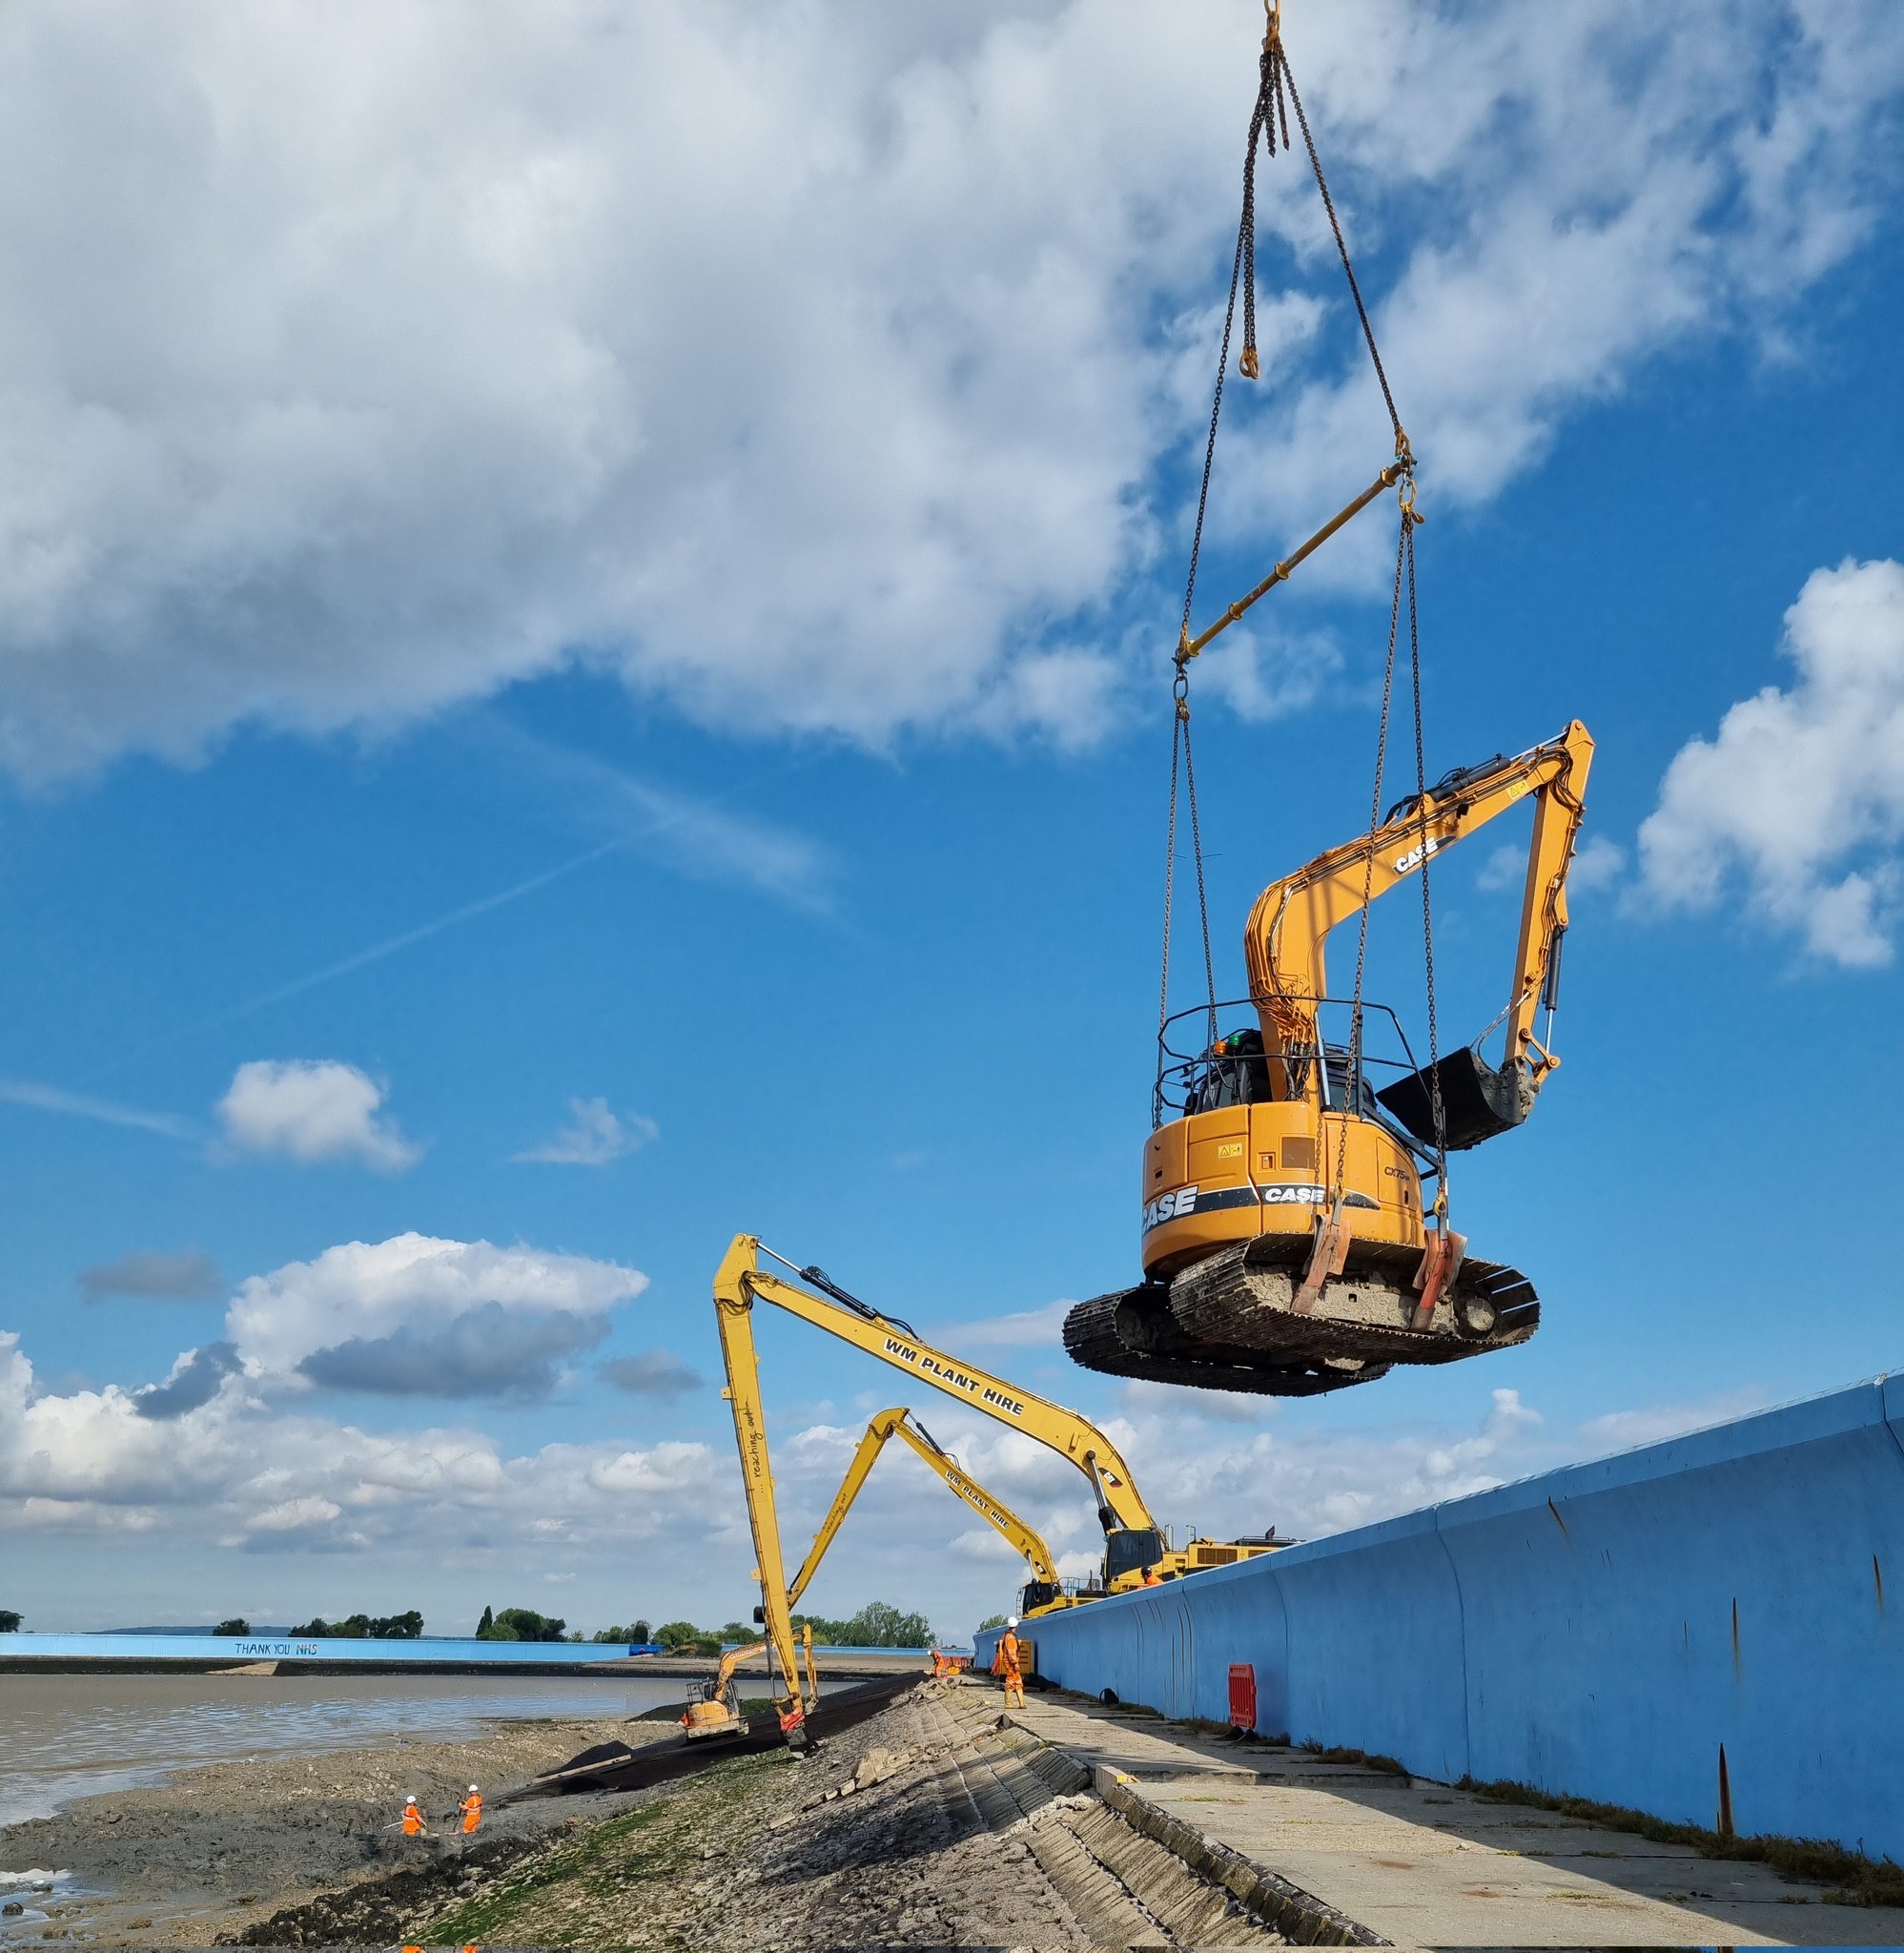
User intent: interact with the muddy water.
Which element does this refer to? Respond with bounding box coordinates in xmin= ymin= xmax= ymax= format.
xmin=0 ymin=1670 xmax=682 ymax=1832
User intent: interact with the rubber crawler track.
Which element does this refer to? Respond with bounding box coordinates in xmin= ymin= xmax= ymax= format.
xmin=1065 ymin=1239 xmax=1538 ymax=1398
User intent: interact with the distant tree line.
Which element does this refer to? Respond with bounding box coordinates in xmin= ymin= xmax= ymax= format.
xmin=0 ymin=1599 xmax=934 ymax=1646
xmin=795 ymin=1600 xmax=933 ymax=1647
xmin=475 ymin=1604 xmax=576 ymax=1642
xmin=290 ymin=1610 xmax=424 ymax=1639
xmin=599 ymin=1600 xmax=933 ymax=1654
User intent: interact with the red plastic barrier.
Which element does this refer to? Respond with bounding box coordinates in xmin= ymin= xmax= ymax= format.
xmin=1228 ymin=1662 xmax=1257 ymax=1732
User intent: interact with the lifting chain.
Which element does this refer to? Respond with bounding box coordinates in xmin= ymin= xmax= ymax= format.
xmin=1159 ymin=668 xmax=1219 ymax=1050
xmin=1402 ymin=507 xmax=1450 ymax=1217
xmin=1243 ymin=2 xmax=1407 ymax=461
xmin=1162 ymin=0 xmax=1422 ymax=1099
xmin=1332 ymin=500 xmax=1409 ymax=1208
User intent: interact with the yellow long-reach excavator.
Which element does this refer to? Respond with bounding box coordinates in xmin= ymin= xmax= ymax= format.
xmin=714 ymin=1235 xmax=1282 ymax=1590
xmin=690 ymin=1401 xmax=1068 ymax=1741
xmin=788 ymin=1408 xmax=1067 ymax=1619
xmin=1064 ymin=723 xmax=1595 ymax=1398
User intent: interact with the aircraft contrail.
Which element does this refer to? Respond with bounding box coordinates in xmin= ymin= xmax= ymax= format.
xmin=231 ymin=837 xmax=628 ymax=1018
xmin=0 ymin=1078 xmax=199 ymax=1141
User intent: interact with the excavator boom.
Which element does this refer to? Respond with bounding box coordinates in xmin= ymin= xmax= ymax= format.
xmin=1247 ymin=720 xmax=1594 ymax=1098
xmin=711 ymin=1258 xmax=820 ymax=1747
xmin=716 ymin=1237 xmax=1160 ymax=1571
xmin=714 ymin=1237 xmax=1280 ymax=1592
xmin=788 ymin=1408 xmax=1063 ymax=1615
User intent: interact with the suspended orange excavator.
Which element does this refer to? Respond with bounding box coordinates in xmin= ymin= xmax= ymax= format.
xmin=1064 ymin=721 xmax=1594 ymax=1398
xmin=1060 ymin=9 xmax=1597 ymax=1397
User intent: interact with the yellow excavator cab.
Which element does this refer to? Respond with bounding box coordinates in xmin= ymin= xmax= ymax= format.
xmin=681 ymin=1641 xmax=758 ymax=1741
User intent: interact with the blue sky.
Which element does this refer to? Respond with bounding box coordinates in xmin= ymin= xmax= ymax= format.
xmin=3 ymin=0 xmax=1903 ymax=1642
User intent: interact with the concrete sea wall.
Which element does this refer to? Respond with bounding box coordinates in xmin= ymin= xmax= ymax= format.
xmin=980 ymin=1372 xmax=1904 ymax=1861
xmin=0 ymin=1632 xmax=656 ymax=1668
xmin=0 ymin=1634 xmax=940 ymax=1674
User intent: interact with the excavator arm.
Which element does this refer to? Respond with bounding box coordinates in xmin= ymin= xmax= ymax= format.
xmin=1243 ymin=719 xmax=1594 ymax=1137
xmin=715 ymin=1236 xmax=1164 ymax=1576
xmin=787 ymin=1408 xmax=1062 ymax=1607
xmin=710 ymin=1260 xmax=820 ymax=1748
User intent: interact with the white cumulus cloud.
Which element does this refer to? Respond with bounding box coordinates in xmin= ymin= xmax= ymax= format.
xmin=0 ymin=1327 xmax=726 ymax=1565
xmin=217 ymin=1059 xmax=420 ymax=1170
xmin=1638 ymin=558 xmax=1904 ymax=966
xmin=0 ymin=2 xmax=1896 ymax=777
xmin=226 ymin=1232 xmax=647 ymax=1401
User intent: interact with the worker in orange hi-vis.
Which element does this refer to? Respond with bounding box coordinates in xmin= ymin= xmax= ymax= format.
xmin=992 ymin=1617 xmax=1025 ymax=1709
xmin=400 ymin=1794 xmax=426 ymax=1837
xmin=460 ymin=1785 xmax=482 ymax=1834
xmin=1143 ymin=1566 xmax=1162 ymax=1587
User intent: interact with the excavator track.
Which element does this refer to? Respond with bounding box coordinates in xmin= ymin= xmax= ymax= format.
xmin=1065 ymin=1239 xmax=1536 ymax=1397
xmin=1062 ymin=1287 xmax=1393 ymax=1398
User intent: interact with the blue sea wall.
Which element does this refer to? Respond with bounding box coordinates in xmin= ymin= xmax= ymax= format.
xmin=979 ymin=1372 xmax=1904 ymax=1860
xmin=0 ymin=1633 xmax=657 ymax=1665
xmin=0 ymin=1634 xmax=939 ymax=1668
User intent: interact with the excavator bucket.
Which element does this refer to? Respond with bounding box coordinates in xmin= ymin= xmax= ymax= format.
xmin=1376 ymin=1047 xmax=1533 ymax=1152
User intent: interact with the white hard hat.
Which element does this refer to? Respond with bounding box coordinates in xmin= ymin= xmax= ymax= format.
xmin=468 ymin=1784 xmax=479 ymax=1793
xmin=1006 ymin=1616 xmax=1019 ymax=1629
xmin=405 ymin=1794 xmax=417 ymax=1803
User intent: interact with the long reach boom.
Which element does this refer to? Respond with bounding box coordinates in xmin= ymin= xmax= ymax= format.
xmin=714 ymin=1236 xmax=1280 ymax=1591
xmin=788 ymin=1408 xmax=1064 ymax=1617
xmin=716 ymin=1235 xmax=1164 ymax=1582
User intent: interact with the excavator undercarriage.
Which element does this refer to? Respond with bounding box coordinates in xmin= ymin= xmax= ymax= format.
xmin=1064 ymin=1238 xmax=1538 ymax=1397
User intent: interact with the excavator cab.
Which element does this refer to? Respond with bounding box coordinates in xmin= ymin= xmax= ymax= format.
xmin=1103 ymin=1527 xmax=1167 ymax=1585
xmin=1065 ymin=723 xmax=1594 ymax=1399
xmin=682 ymin=1657 xmax=751 ymax=1741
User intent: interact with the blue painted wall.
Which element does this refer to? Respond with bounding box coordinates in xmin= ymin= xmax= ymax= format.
xmin=0 ymin=1633 xmax=656 ymax=1664
xmin=979 ymin=1372 xmax=1904 ymax=1860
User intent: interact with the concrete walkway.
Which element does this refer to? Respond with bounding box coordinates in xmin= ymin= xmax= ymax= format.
xmin=1008 ymin=1692 xmax=1904 ymax=1948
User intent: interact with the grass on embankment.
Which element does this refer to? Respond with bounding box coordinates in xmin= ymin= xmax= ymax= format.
xmin=423 ymin=1750 xmax=793 ymax=1947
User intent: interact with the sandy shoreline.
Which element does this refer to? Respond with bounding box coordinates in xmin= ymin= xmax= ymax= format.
xmin=0 ymin=1705 xmax=680 ymax=1945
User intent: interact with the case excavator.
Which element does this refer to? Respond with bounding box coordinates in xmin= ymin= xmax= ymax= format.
xmin=1052 ymin=10 xmax=1595 ymax=1397
xmin=1064 ymin=722 xmax=1594 ymax=1398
